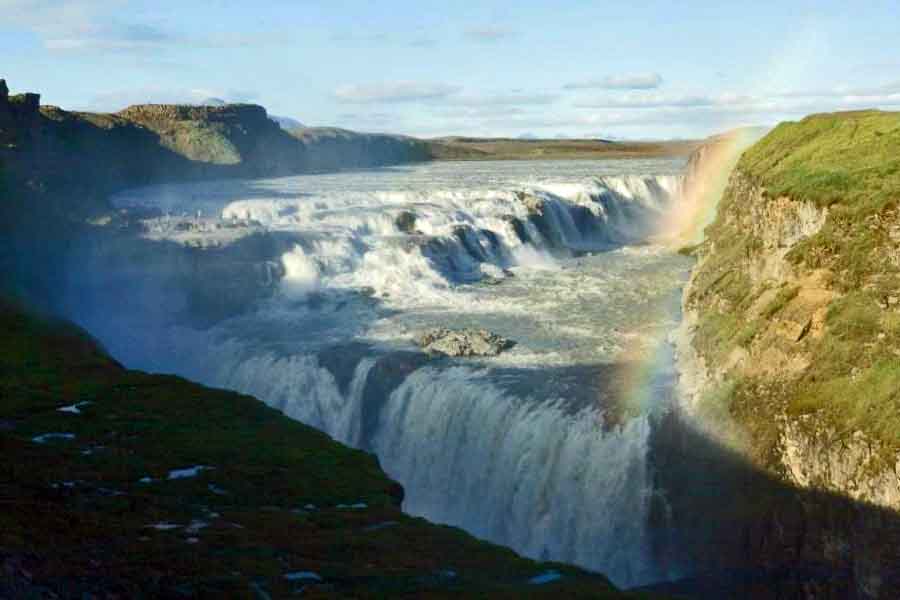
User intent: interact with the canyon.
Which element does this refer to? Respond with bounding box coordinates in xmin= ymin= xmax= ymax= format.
xmin=3 ymin=78 xmax=900 ymax=599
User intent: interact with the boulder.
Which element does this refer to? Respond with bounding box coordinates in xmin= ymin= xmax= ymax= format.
xmin=515 ymin=190 xmax=545 ymax=215
xmin=395 ymin=210 xmax=417 ymax=233
xmin=415 ymin=327 xmax=514 ymax=357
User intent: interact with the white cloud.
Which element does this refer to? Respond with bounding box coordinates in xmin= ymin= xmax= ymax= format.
xmin=463 ymin=26 xmax=516 ymax=42
xmin=564 ymin=73 xmax=663 ymax=90
xmin=445 ymin=92 xmax=559 ymax=107
xmin=574 ymin=88 xmax=900 ymax=114
xmin=42 ymin=21 xmax=175 ymax=51
xmin=409 ymin=37 xmax=437 ymax=48
xmin=1 ymin=0 xmax=290 ymax=52
xmin=334 ymin=82 xmax=462 ymax=103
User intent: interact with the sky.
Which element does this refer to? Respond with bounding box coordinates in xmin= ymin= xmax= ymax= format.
xmin=2 ymin=0 xmax=900 ymax=139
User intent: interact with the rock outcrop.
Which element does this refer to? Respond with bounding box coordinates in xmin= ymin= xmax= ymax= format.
xmin=416 ymin=327 xmax=514 ymax=357
xmin=0 ymin=79 xmax=432 ymax=309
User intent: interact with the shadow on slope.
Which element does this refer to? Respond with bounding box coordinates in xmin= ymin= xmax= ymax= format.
xmin=641 ymin=408 xmax=900 ymax=599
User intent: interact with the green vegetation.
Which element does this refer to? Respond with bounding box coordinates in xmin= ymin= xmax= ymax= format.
xmin=428 ymin=137 xmax=699 ymax=161
xmin=792 ymin=361 xmax=900 ymax=444
xmin=761 ymin=285 xmax=800 ymax=319
xmin=791 ymin=291 xmax=900 ymax=438
xmin=168 ymin=121 xmax=242 ymax=164
xmin=740 ymin=110 xmax=900 ymax=211
xmin=743 ymin=111 xmax=900 ymax=291
xmin=0 ymin=300 xmax=650 ymax=598
xmin=688 ymin=109 xmax=900 ymax=460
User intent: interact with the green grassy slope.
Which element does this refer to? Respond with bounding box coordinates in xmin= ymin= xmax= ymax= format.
xmin=687 ymin=110 xmax=900 ymax=462
xmin=740 ymin=110 xmax=900 ymax=210
xmin=0 ymin=300 xmax=655 ymax=599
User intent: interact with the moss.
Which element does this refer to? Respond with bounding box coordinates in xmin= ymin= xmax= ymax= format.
xmin=792 ymin=361 xmax=900 ymax=442
xmin=761 ymin=285 xmax=800 ymax=319
xmin=694 ymin=312 xmax=742 ymax=366
xmin=826 ymin=292 xmax=881 ymax=342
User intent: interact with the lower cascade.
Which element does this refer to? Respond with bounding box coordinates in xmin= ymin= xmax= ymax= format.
xmin=64 ymin=159 xmax=693 ymax=588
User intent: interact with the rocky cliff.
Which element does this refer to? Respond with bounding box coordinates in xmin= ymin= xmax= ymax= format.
xmin=676 ymin=110 xmax=900 ymax=598
xmin=0 ymin=79 xmax=431 ymax=311
xmin=0 ymin=79 xmax=431 ymax=225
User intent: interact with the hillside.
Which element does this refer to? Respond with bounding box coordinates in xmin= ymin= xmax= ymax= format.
xmin=0 ymin=79 xmax=431 ymax=225
xmin=0 ymin=300 xmax=657 ymax=598
xmin=678 ymin=110 xmax=900 ymax=598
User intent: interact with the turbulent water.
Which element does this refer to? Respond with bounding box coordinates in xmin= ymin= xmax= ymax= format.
xmin=67 ymin=159 xmax=694 ymax=587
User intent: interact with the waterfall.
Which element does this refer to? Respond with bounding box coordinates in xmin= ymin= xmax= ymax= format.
xmin=62 ymin=161 xmax=689 ymax=589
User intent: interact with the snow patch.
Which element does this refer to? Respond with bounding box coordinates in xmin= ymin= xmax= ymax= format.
xmin=32 ymin=433 xmax=75 ymax=444
xmin=168 ymin=465 xmax=210 ymax=480
xmin=284 ymin=571 xmax=322 ymax=582
xmin=58 ymin=401 xmax=92 ymax=414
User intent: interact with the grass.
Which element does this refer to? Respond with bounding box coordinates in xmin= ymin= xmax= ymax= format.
xmin=742 ymin=111 xmax=900 ymax=291
xmin=761 ymin=285 xmax=799 ymax=319
xmin=791 ymin=361 xmax=900 ymax=444
xmin=739 ymin=110 xmax=900 ymax=211
xmin=688 ymin=109 xmax=900 ymax=460
xmin=0 ymin=299 xmax=647 ymax=598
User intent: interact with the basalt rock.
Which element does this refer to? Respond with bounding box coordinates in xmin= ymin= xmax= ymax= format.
xmin=416 ymin=327 xmax=514 ymax=357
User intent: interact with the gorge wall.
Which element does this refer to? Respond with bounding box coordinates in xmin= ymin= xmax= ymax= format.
xmin=0 ymin=79 xmax=431 ymax=224
xmin=0 ymin=78 xmax=431 ymax=310
xmin=674 ymin=110 xmax=900 ymax=598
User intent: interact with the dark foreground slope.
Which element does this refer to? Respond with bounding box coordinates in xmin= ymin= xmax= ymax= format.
xmin=0 ymin=300 xmax=654 ymax=599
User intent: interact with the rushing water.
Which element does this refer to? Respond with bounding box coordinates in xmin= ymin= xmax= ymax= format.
xmin=66 ymin=159 xmax=694 ymax=587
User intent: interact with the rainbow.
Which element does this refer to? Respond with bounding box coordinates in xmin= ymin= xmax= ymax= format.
xmin=611 ymin=128 xmax=765 ymax=421
xmin=658 ymin=127 xmax=766 ymax=248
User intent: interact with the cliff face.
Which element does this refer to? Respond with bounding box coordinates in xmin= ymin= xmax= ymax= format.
xmin=677 ymin=110 xmax=900 ymax=598
xmin=0 ymin=79 xmax=431 ymax=225
xmin=0 ymin=79 xmax=432 ymax=309
xmin=117 ymin=103 xmax=303 ymax=171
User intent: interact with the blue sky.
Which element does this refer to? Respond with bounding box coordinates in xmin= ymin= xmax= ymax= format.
xmin=2 ymin=0 xmax=899 ymax=139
